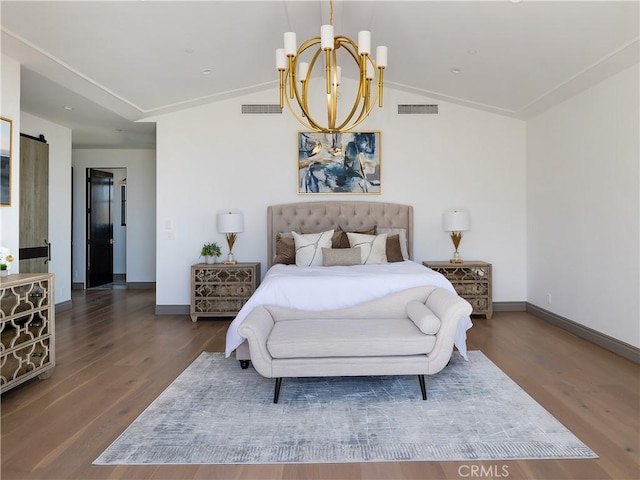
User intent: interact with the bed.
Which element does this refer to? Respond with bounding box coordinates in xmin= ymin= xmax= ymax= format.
xmin=225 ymin=201 xmax=473 ymax=363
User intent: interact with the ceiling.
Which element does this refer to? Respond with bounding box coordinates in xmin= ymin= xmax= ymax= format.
xmin=2 ymin=0 xmax=638 ymax=149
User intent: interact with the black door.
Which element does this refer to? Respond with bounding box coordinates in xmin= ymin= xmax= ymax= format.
xmin=86 ymin=169 xmax=113 ymax=288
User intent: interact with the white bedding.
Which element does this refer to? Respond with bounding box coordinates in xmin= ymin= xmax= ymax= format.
xmin=225 ymin=260 xmax=473 ymax=359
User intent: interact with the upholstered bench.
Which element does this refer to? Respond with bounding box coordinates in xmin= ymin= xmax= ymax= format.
xmin=238 ymin=286 xmax=472 ymax=403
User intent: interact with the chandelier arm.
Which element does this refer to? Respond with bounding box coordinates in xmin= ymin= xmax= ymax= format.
xmin=378 ymin=67 xmax=385 ymax=108
xmin=287 ymin=56 xmax=296 ymax=99
xmin=328 ymin=49 xmax=339 ymax=131
xmin=285 ymin=38 xmax=327 ymax=131
xmin=346 ymin=56 xmax=379 ymax=129
xmin=283 ymin=87 xmax=315 ymax=131
xmin=337 ymin=76 xmax=379 ymax=132
xmin=331 ymin=38 xmax=367 ymax=132
xmin=278 ymin=69 xmax=286 ymax=109
xmin=295 ymin=46 xmax=327 ymax=131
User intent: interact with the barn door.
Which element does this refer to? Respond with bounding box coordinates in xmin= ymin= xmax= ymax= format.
xmin=19 ymin=134 xmax=50 ymax=273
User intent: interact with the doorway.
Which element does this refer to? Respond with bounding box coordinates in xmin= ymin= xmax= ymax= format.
xmin=86 ymin=169 xmax=113 ymax=288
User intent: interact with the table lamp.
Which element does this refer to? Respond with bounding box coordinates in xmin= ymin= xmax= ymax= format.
xmin=443 ymin=210 xmax=470 ymax=264
xmin=217 ymin=212 xmax=244 ymax=264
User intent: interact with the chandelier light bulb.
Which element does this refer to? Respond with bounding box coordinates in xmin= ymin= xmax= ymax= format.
xmin=321 ymin=25 xmax=334 ymax=50
xmin=284 ymin=32 xmax=297 ymax=56
xmin=276 ymin=49 xmax=286 ymax=70
xmin=358 ymin=31 xmax=371 ymax=56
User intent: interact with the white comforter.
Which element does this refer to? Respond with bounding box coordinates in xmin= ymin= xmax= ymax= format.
xmin=225 ymin=260 xmax=473 ymax=359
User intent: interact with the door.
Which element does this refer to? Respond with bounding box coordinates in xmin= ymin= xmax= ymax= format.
xmin=86 ymin=169 xmax=113 ymax=287
xmin=19 ymin=134 xmax=50 ymax=273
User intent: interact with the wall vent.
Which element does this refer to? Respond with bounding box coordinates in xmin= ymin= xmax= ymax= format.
xmin=397 ymin=104 xmax=439 ymax=115
xmin=241 ymin=104 xmax=282 ymax=114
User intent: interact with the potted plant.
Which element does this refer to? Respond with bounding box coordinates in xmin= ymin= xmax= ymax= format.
xmin=200 ymin=242 xmax=222 ymax=264
xmin=0 ymin=249 xmax=14 ymax=277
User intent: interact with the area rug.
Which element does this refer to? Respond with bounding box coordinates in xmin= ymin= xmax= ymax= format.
xmin=94 ymin=351 xmax=596 ymax=465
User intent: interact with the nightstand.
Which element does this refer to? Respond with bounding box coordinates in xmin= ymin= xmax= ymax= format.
xmin=190 ymin=262 xmax=260 ymax=322
xmin=423 ymin=261 xmax=492 ymax=319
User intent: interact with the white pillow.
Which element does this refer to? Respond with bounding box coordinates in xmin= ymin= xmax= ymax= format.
xmin=292 ymin=230 xmax=334 ymax=266
xmin=347 ymin=232 xmax=388 ymax=265
xmin=377 ymin=228 xmax=409 ymax=259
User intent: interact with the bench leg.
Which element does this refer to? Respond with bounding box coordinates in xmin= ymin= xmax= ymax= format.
xmin=274 ymin=378 xmax=282 ymax=404
xmin=418 ymin=375 xmax=427 ymax=400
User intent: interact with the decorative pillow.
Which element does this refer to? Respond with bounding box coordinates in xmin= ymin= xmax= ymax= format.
xmin=406 ymin=301 xmax=441 ymax=334
xmin=386 ymin=234 xmax=404 ymax=263
xmin=292 ymin=229 xmax=334 ymax=266
xmin=301 ymin=228 xmax=342 ymax=248
xmin=347 ymin=232 xmax=388 ymax=265
xmin=377 ymin=228 xmax=409 ymax=259
xmin=321 ymin=248 xmax=362 ymax=266
xmin=337 ymin=225 xmax=377 ymax=248
xmin=273 ymin=233 xmax=296 ymax=265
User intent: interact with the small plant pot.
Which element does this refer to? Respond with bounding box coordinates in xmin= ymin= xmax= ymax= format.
xmin=205 ymin=256 xmax=217 ymax=264
xmin=0 ymin=270 xmax=8 ymax=277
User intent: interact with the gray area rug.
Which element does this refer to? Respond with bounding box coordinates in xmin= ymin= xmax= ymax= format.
xmin=94 ymin=351 xmax=596 ymax=465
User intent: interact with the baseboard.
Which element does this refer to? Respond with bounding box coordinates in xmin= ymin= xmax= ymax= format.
xmin=493 ymin=301 xmax=526 ymax=312
xmin=527 ymin=303 xmax=640 ymax=364
xmin=55 ymin=300 xmax=73 ymax=313
xmin=127 ymin=282 xmax=156 ymax=289
xmin=72 ymin=282 xmax=85 ymax=290
xmin=155 ymin=305 xmax=190 ymax=315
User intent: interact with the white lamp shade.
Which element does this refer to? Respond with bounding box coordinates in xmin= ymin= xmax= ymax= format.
xmin=321 ymin=25 xmax=334 ymax=50
xmin=443 ymin=211 xmax=470 ymax=232
xmin=217 ymin=213 xmax=244 ymax=233
xmin=376 ymin=46 xmax=388 ymax=68
xmin=358 ymin=31 xmax=371 ymax=55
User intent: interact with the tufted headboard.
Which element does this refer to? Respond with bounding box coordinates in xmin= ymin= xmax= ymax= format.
xmin=267 ymin=201 xmax=413 ymax=268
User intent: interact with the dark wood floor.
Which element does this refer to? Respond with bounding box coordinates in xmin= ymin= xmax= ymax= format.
xmin=1 ymin=288 xmax=638 ymax=480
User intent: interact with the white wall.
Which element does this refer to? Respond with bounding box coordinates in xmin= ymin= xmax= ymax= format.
xmin=0 ymin=55 xmax=21 ymax=263
xmin=21 ymin=112 xmax=73 ymax=303
xmin=150 ymin=83 xmax=527 ymax=307
xmin=72 ymin=150 xmax=156 ymax=285
xmin=527 ymin=65 xmax=640 ymax=347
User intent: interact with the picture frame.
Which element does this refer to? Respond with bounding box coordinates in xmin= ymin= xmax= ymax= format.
xmin=298 ymin=131 xmax=381 ymax=194
xmin=1 ymin=117 xmax=12 ymax=206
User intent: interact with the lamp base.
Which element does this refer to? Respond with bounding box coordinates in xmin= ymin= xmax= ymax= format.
xmin=449 ymin=250 xmax=464 ymax=264
xmin=223 ymin=252 xmax=237 ymax=265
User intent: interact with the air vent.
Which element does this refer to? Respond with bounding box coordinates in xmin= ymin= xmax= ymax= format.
xmin=397 ymin=104 xmax=439 ymax=115
xmin=241 ymin=104 xmax=282 ymax=114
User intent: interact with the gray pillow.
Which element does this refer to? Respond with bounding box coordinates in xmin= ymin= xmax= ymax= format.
xmin=321 ymin=247 xmax=362 ymax=266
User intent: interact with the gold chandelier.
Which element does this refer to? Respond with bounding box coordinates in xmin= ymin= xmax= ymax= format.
xmin=276 ymin=0 xmax=387 ymax=133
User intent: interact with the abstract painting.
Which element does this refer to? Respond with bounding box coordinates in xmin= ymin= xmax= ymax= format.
xmin=298 ymin=131 xmax=381 ymax=194
xmin=0 ymin=117 xmax=12 ymax=206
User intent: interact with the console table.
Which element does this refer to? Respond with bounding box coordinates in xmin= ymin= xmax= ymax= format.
xmin=1 ymin=273 xmax=55 ymax=394
xmin=190 ymin=262 xmax=260 ymax=322
xmin=423 ymin=261 xmax=493 ymax=319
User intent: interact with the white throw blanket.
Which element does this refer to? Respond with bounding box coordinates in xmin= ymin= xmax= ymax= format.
xmin=225 ymin=260 xmax=473 ymax=359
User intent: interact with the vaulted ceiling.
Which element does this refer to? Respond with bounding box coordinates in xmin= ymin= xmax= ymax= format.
xmin=2 ymin=1 xmax=638 ymax=148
